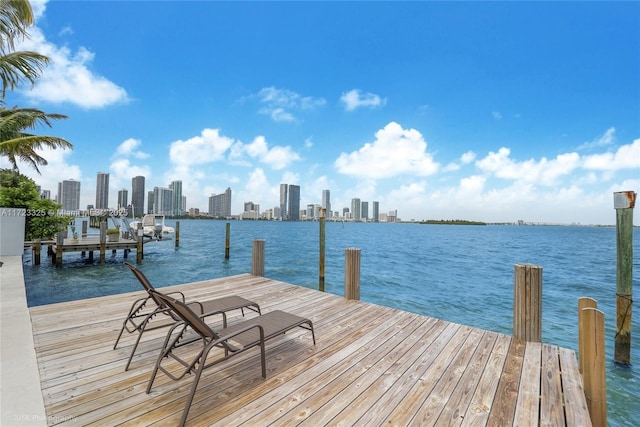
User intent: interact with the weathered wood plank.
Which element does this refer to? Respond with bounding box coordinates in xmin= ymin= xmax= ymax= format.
xmin=513 ymin=342 xmax=542 ymax=426
xmin=487 ymin=337 xmax=525 ymax=426
xmin=540 ymin=344 xmax=564 ymax=426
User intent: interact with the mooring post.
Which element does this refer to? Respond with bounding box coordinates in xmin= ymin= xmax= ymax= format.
xmin=345 ymin=247 xmax=361 ymax=300
xmin=175 ymin=221 xmax=180 ymax=248
xmin=578 ymin=296 xmax=598 ymax=374
xmin=252 ymin=239 xmax=265 ymax=276
xmin=582 ymin=307 xmax=607 ymax=427
xmin=613 ymin=190 xmax=635 ymax=366
xmin=55 ymin=231 xmax=63 ymax=268
xmin=99 ymin=221 xmax=106 ymax=265
xmin=32 ymin=238 xmax=41 ymax=266
xmin=136 ymin=223 xmax=143 ymax=264
xmin=81 ymin=220 xmax=88 ymax=238
xmin=513 ymin=263 xmax=542 ymax=342
xmin=225 ymin=222 xmax=231 ymax=260
xmin=319 ymin=208 xmax=326 ymax=292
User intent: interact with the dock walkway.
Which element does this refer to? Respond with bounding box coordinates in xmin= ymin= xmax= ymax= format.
xmin=29 ymin=274 xmax=591 ymax=426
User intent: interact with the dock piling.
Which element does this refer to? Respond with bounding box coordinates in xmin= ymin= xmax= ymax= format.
xmin=175 ymin=221 xmax=180 ymax=247
xmin=252 ymin=239 xmax=265 ymax=276
xmin=513 ymin=263 xmax=542 ymax=342
xmin=578 ymin=296 xmax=598 ymax=374
xmin=345 ymin=247 xmax=361 ymax=300
xmin=225 ymin=223 xmax=231 ymax=259
xmin=32 ymin=239 xmax=41 ymax=266
xmin=99 ymin=222 xmax=106 ymax=265
xmin=613 ymin=190 xmax=635 ymax=366
xmin=581 ymin=306 xmax=607 ymax=427
xmin=319 ymin=208 xmax=326 ymax=292
xmin=55 ymin=232 xmax=63 ymax=267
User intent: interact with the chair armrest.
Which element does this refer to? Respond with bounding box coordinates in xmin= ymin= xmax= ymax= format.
xmin=165 ymin=291 xmax=185 ymax=302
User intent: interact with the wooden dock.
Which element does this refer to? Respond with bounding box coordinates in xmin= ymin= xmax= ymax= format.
xmin=29 ymin=274 xmax=592 ymax=426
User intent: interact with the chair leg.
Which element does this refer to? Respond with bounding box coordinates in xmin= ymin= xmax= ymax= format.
xmin=113 ymin=321 xmax=127 ymax=350
xmin=179 ymin=343 xmax=216 ymax=427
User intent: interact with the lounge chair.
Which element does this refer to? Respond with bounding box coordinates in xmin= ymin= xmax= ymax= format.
xmin=148 ymin=289 xmax=315 ymax=427
xmin=114 ymin=262 xmax=261 ymax=370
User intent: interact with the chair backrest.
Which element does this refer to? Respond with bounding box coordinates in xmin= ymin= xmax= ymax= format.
xmin=151 ymin=290 xmax=217 ymax=340
xmin=124 ymin=262 xmax=182 ymax=320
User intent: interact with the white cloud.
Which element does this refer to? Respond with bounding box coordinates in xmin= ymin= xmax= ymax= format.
xmin=335 ymin=122 xmax=439 ymax=179
xmin=240 ymin=136 xmax=301 ymax=170
xmin=476 ymin=147 xmax=581 ymax=186
xmin=255 ymin=86 xmax=325 ymax=122
xmin=582 ymin=138 xmax=640 ymax=171
xmin=114 ymin=138 xmax=149 ymax=159
xmin=492 ymin=111 xmax=503 ymax=120
xmin=340 ymin=89 xmax=386 ymax=111
xmin=578 ymin=127 xmax=616 ymax=151
xmin=14 ymin=1 xmax=128 ymax=108
xmin=169 ymin=128 xmax=235 ymax=167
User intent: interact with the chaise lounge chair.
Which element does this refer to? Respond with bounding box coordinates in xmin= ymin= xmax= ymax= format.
xmin=148 ymin=289 xmax=315 ymax=427
xmin=114 ymin=262 xmax=261 ymax=370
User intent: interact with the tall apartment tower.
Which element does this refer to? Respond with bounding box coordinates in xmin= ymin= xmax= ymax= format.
xmin=117 ymin=189 xmax=128 ymax=209
xmin=351 ymin=198 xmax=361 ymax=221
xmin=361 ymin=201 xmax=369 ymax=221
xmin=131 ymin=176 xmax=145 ymax=218
xmin=288 ymin=184 xmax=300 ymax=221
xmin=147 ymin=190 xmax=154 ymax=214
xmin=59 ymin=179 xmax=81 ymax=211
xmin=322 ymin=190 xmax=331 ymax=217
xmin=169 ymin=180 xmax=183 ymax=216
xmin=153 ymin=187 xmax=173 ymax=215
xmin=95 ymin=171 xmax=109 ymax=210
xmin=279 ymin=184 xmax=288 ymax=220
xmin=372 ymin=201 xmax=380 ymax=222
xmin=208 ymin=187 xmax=232 ymax=217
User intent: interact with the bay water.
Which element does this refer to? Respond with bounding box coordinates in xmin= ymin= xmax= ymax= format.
xmin=23 ymin=220 xmax=639 ymax=426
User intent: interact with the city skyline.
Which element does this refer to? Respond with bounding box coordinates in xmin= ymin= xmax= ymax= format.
xmin=2 ymin=2 xmax=638 ymax=225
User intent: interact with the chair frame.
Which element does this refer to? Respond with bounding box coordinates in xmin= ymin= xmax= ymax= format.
xmin=148 ymin=290 xmax=315 ymax=426
xmin=114 ymin=262 xmax=261 ymax=370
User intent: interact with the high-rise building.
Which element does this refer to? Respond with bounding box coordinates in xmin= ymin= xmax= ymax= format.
xmin=351 ymin=198 xmax=361 ymax=221
xmin=117 ymin=189 xmax=128 ymax=209
xmin=59 ymin=179 xmax=81 ymax=211
xmin=279 ymin=184 xmax=288 ymax=220
xmin=147 ymin=191 xmax=154 ymax=214
xmin=95 ymin=172 xmax=109 ymax=210
xmin=208 ymin=187 xmax=232 ymax=217
xmin=288 ymin=184 xmax=300 ymax=221
xmin=322 ymin=190 xmax=331 ymax=217
xmin=131 ymin=176 xmax=145 ymax=217
xmin=361 ymin=201 xmax=369 ymax=221
xmin=40 ymin=189 xmax=51 ymax=200
xmin=169 ymin=180 xmax=183 ymax=216
xmin=153 ymin=186 xmax=173 ymax=215
xmin=372 ymin=201 xmax=380 ymax=222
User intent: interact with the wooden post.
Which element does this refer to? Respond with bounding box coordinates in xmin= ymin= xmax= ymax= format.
xmin=81 ymin=220 xmax=88 ymax=238
xmin=613 ymin=191 xmax=635 ymax=366
xmin=225 ymin=222 xmax=231 ymax=259
xmin=136 ymin=223 xmax=143 ymax=264
xmin=513 ymin=263 xmax=542 ymax=342
xmin=252 ymin=239 xmax=265 ymax=276
xmin=319 ymin=208 xmax=326 ymax=292
xmin=55 ymin=231 xmax=63 ymax=267
xmin=581 ymin=307 xmax=607 ymax=427
xmin=99 ymin=221 xmax=106 ymax=265
xmin=578 ymin=297 xmax=598 ymax=374
xmin=32 ymin=238 xmax=41 ymax=266
xmin=345 ymin=247 xmax=360 ymax=300
xmin=175 ymin=221 xmax=180 ymax=247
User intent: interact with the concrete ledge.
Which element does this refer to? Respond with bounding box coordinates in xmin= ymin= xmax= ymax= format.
xmin=0 ymin=255 xmax=47 ymax=426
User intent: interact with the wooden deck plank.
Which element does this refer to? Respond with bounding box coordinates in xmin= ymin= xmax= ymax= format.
xmin=540 ymin=344 xmax=564 ymax=426
xmin=558 ymin=348 xmax=592 ymax=427
xmin=26 ymin=274 xmax=591 ymax=427
xmin=487 ymin=337 xmax=526 ymax=426
xmin=514 ymin=342 xmax=542 ymax=426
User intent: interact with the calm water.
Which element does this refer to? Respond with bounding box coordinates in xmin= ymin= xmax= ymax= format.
xmin=23 ymin=220 xmax=640 ymax=426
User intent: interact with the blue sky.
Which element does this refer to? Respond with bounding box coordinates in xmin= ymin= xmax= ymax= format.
xmin=3 ymin=0 xmax=639 ymax=224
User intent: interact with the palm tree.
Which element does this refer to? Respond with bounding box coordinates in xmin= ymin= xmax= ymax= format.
xmin=0 ymin=0 xmax=49 ymax=97
xmin=0 ymin=107 xmax=71 ymax=173
xmin=0 ymin=0 xmax=72 ymax=173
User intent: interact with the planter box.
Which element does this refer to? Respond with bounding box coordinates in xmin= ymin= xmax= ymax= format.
xmin=107 ymin=234 xmax=119 ymax=242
